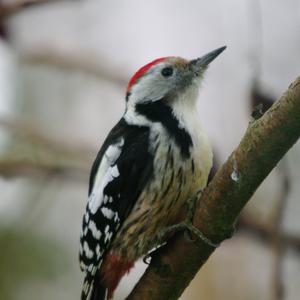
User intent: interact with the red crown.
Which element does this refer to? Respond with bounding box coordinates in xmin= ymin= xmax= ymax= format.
xmin=127 ymin=57 xmax=169 ymax=92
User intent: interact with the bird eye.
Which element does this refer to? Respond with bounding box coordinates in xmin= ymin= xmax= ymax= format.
xmin=161 ymin=67 xmax=173 ymax=77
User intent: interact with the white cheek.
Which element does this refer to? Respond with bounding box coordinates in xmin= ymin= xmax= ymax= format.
xmin=130 ymin=75 xmax=171 ymax=103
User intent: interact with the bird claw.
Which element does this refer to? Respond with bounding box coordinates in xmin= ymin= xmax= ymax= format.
xmin=181 ymin=221 xmax=220 ymax=248
xmin=185 ymin=188 xmax=203 ymax=222
xmin=143 ymin=244 xmax=165 ymax=265
xmin=143 ymin=252 xmax=153 ymax=265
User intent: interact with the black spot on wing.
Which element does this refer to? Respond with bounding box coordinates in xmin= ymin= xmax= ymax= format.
xmin=135 ymin=101 xmax=193 ymax=159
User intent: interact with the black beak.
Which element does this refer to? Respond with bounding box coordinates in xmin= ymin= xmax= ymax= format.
xmin=190 ymin=46 xmax=226 ymax=72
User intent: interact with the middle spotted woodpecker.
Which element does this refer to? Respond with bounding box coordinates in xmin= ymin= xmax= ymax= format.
xmin=79 ymin=46 xmax=226 ymax=300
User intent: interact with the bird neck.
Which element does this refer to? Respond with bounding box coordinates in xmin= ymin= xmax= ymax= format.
xmin=124 ymin=92 xmax=203 ymax=159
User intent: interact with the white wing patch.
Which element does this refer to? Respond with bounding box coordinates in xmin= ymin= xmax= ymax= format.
xmin=88 ymin=220 xmax=102 ymax=239
xmin=101 ymin=207 xmax=115 ymax=219
xmin=88 ymin=138 xmax=124 ymax=214
xmin=83 ymin=241 xmax=94 ymax=259
xmin=104 ymin=224 xmax=113 ymax=243
xmin=80 ymin=137 xmax=126 ymax=299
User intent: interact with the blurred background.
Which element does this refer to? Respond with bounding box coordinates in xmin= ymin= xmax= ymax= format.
xmin=0 ymin=0 xmax=299 ymax=299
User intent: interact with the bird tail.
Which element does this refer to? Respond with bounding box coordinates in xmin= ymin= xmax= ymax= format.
xmin=81 ymin=275 xmax=107 ymax=300
xmin=90 ymin=280 xmax=108 ymax=300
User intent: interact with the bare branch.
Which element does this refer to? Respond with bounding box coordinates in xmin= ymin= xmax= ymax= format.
xmin=0 ymin=156 xmax=89 ymax=181
xmin=0 ymin=0 xmax=62 ymax=19
xmin=126 ymin=77 xmax=300 ymax=300
xmin=21 ymin=49 xmax=127 ymax=86
xmin=0 ymin=115 xmax=92 ymax=180
xmin=0 ymin=115 xmax=94 ymax=157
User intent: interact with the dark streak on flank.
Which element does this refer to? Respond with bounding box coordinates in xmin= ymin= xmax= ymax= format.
xmin=164 ymin=147 xmax=171 ymax=172
xmin=191 ymin=159 xmax=195 ymax=174
xmin=153 ymin=141 xmax=160 ymax=154
xmin=161 ymin=146 xmax=173 ymax=188
xmin=169 ymin=154 xmax=174 ymax=169
xmin=151 ymin=191 xmax=159 ymax=204
xmin=139 ymin=212 xmax=149 ymax=223
xmin=173 ymin=189 xmax=182 ymax=206
xmin=167 ymin=170 xmax=183 ymax=210
xmin=177 ymin=167 xmax=183 ymax=180
xmin=167 ymin=144 xmax=172 ymax=155
xmin=122 ymin=209 xmax=149 ymax=232
xmin=161 ymin=170 xmax=174 ymax=199
xmin=175 ymin=168 xmax=183 ymax=201
xmin=136 ymin=226 xmax=146 ymax=236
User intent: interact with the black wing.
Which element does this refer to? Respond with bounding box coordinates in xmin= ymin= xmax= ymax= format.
xmin=79 ymin=118 xmax=153 ymax=299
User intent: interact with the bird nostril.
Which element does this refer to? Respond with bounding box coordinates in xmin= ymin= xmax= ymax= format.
xmin=189 ymin=59 xmax=202 ymax=76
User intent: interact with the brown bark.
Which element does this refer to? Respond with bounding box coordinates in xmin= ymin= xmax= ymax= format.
xmin=126 ymin=77 xmax=300 ymax=300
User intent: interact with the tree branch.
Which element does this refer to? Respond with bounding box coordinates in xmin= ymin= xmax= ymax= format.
xmin=0 ymin=115 xmax=91 ymax=180
xmin=0 ymin=0 xmax=62 ymax=19
xmin=0 ymin=156 xmax=89 ymax=181
xmin=0 ymin=115 xmax=94 ymax=157
xmin=126 ymin=77 xmax=300 ymax=300
xmin=21 ymin=49 xmax=127 ymax=86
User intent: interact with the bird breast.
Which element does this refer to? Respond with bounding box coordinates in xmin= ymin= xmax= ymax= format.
xmin=110 ymin=122 xmax=212 ymax=260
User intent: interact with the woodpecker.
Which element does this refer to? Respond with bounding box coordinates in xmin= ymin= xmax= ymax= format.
xmin=79 ymin=46 xmax=226 ymax=300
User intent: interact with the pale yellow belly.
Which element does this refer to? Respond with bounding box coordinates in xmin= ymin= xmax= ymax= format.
xmin=110 ymin=142 xmax=211 ymax=261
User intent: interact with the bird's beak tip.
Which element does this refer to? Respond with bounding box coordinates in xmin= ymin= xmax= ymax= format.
xmin=206 ymin=45 xmax=227 ymax=58
xmin=219 ymin=45 xmax=227 ymax=52
xmin=191 ymin=45 xmax=227 ymax=70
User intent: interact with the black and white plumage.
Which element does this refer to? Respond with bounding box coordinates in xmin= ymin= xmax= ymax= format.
xmin=79 ymin=46 xmax=226 ymax=300
xmin=79 ymin=119 xmax=153 ymax=297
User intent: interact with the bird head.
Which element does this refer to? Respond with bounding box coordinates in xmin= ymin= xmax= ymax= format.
xmin=125 ymin=46 xmax=226 ymax=107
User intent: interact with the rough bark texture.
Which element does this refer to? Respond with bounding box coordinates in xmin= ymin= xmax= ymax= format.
xmin=126 ymin=77 xmax=300 ymax=300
